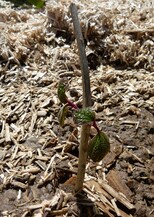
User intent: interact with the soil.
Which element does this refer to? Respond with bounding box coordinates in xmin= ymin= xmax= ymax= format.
xmin=0 ymin=0 xmax=154 ymax=217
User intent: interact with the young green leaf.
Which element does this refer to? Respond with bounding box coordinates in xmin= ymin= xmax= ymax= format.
xmin=58 ymin=80 xmax=68 ymax=104
xmin=58 ymin=104 xmax=69 ymax=127
xmin=88 ymin=131 xmax=110 ymax=162
xmin=74 ymin=108 xmax=95 ymax=124
xmin=28 ymin=0 xmax=45 ymax=8
xmin=8 ymin=0 xmax=45 ymax=8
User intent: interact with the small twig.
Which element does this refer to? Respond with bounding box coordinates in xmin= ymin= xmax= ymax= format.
xmin=70 ymin=3 xmax=92 ymax=193
xmin=70 ymin=3 xmax=91 ymax=107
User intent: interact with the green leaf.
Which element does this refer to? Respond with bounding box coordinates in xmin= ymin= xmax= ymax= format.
xmin=58 ymin=79 xmax=68 ymax=104
xmin=58 ymin=104 xmax=69 ymax=127
xmin=74 ymin=108 xmax=95 ymax=124
xmin=88 ymin=131 xmax=110 ymax=162
xmin=28 ymin=0 xmax=45 ymax=8
xmin=6 ymin=0 xmax=45 ymax=8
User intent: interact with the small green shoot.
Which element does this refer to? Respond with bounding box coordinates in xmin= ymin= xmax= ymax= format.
xmin=57 ymin=79 xmax=110 ymax=162
xmin=58 ymin=104 xmax=69 ymax=127
xmin=74 ymin=108 xmax=95 ymax=125
xmin=58 ymin=79 xmax=68 ymax=104
xmin=88 ymin=131 xmax=110 ymax=162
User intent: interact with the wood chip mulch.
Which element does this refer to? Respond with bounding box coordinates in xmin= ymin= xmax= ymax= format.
xmin=0 ymin=0 xmax=154 ymax=216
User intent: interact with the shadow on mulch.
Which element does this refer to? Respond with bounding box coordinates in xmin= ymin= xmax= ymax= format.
xmin=76 ymin=193 xmax=106 ymax=217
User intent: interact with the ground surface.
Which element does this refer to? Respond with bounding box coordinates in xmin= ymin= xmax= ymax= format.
xmin=0 ymin=0 xmax=154 ymax=217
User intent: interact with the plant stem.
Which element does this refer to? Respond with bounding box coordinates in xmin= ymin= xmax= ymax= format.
xmin=92 ymin=120 xmax=100 ymax=133
xmin=67 ymin=99 xmax=78 ymax=109
xmin=70 ymin=3 xmax=92 ymax=193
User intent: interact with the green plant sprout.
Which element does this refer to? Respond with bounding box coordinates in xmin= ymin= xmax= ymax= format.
xmin=57 ymin=3 xmax=110 ymax=193
xmin=6 ymin=0 xmax=45 ymax=8
xmin=57 ymin=79 xmax=110 ymax=189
